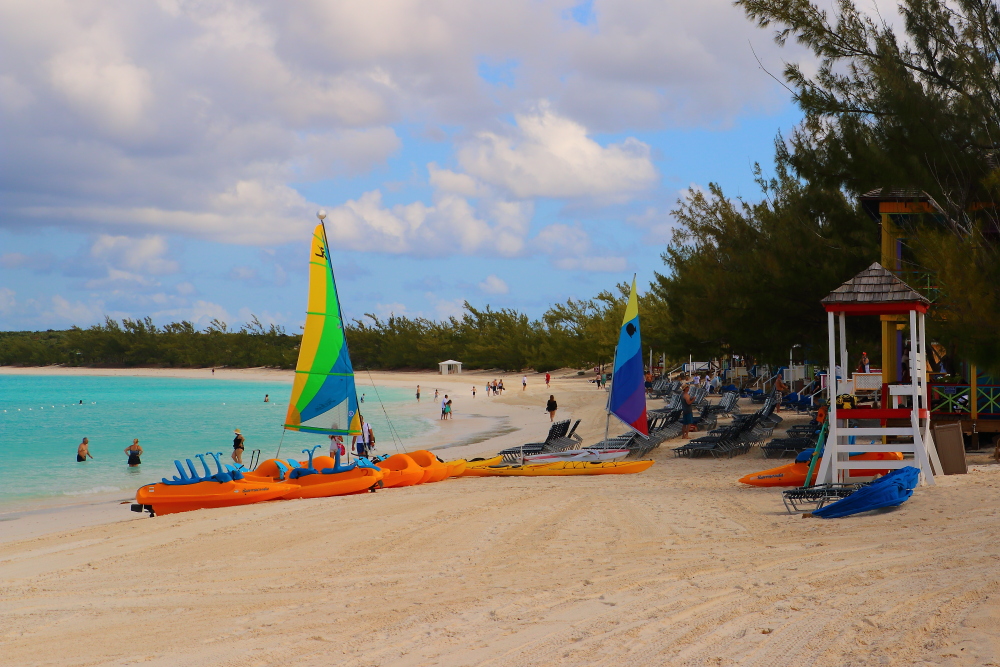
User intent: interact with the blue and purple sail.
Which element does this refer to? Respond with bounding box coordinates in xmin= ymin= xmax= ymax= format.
xmin=608 ymin=277 xmax=648 ymax=435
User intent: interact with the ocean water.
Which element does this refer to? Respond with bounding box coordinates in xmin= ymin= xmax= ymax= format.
xmin=0 ymin=375 xmax=430 ymax=509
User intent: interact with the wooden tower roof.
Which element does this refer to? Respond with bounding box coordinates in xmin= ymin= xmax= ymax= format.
xmin=821 ymin=262 xmax=929 ymax=314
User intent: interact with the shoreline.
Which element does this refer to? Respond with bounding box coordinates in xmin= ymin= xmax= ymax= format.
xmin=0 ymin=367 xmax=604 ymax=539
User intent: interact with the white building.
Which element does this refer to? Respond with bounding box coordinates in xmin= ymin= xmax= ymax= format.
xmin=438 ymin=360 xmax=462 ymax=375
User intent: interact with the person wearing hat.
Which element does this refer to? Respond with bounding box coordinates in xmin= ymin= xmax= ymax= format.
xmin=858 ymin=352 xmax=871 ymax=373
xmin=232 ymin=428 xmax=245 ymax=464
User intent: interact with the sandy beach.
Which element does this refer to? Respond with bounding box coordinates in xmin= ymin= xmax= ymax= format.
xmin=2 ymin=368 xmax=1000 ymax=665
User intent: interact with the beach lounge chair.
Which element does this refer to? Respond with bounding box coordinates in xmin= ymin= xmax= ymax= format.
xmin=499 ymin=420 xmax=573 ymax=462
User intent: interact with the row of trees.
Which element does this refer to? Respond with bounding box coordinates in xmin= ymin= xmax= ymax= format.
xmin=0 ymin=292 xmax=666 ymax=372
xmin=655 ymin=0 xmax=1000 ymax=375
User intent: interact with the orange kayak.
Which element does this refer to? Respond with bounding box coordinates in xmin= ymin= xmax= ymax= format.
xmin=407 ymin=450 xmax=450 ymax=483
xmin=739 ymin=452 xmax=905 ymax=487
xmin=244 ymin=456 xmax=383 ymax=499
xmin=376 ymin=453 xmax=425 ymax=488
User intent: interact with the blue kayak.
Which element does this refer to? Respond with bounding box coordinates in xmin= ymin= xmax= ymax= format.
xmin=812 ymin=466 xmax=920 ymax=518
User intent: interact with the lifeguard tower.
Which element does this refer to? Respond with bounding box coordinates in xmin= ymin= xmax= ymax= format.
xmin=815 ymin=263 xmax=943 ymax=485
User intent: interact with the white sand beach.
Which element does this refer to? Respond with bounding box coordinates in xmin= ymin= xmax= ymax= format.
xmin=1 ymin=368 xmax=999 ymax=665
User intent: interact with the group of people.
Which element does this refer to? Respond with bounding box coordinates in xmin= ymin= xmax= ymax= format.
xmin=75 ymin=437 xmax=144 ymax=467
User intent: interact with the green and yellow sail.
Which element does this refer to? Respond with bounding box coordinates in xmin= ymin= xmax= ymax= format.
xmin=284 ymin=223 xmax=361 ymax=435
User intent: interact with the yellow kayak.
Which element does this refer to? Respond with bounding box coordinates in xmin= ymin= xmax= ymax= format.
xmin=444 ymin=459 xmax=467 ymax=477
xmin=460 ymin=455 xmax=503 ymax=474
xmin=462 ymin=460 xmax=654 ymax=477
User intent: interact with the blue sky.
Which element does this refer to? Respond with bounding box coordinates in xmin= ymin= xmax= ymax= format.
xmin=0 ymin=0 xmax=813 ymax=331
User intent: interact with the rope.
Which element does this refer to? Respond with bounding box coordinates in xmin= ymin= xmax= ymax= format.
xmin=274 ymin=429 xmax=287 ymax=460
xmin=365 ymin=370 xmax=404 ymax=453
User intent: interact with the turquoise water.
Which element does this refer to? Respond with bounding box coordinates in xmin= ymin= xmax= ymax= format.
xmin=0 ymin=375 xmax=429 ymax=509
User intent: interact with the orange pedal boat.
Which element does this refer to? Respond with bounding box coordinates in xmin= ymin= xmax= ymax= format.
xmin=133 ymin=452 xmax=295 ymax=516
xmin=242 ymin=448 xmax=383 ymax=499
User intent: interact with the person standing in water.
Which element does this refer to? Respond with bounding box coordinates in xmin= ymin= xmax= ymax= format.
xmin=124 ymin=439 xmax=143 ymax=467
xmin=232 ymin=429 xmax=245 ymax=464
xmin=76 ymin=438 xmax=93 ymax=462
xmin=264 ymin=394 xmax=269 ymax=402
xmin=416 ymin=385 xmax=420 ymax=401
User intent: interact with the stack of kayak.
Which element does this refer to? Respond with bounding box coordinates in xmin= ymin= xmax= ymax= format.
xmin=132 ymin=447 xmax=471 ymax=517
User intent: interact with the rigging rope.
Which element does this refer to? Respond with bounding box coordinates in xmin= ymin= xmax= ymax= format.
xmin=365 ymin=369 xmax=404 ymax=454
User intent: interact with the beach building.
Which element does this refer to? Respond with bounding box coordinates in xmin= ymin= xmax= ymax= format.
xmin=859 ymin=188 xmax=998 ymax=444
xmin=438 ymin=359 xmax=462 ymax=375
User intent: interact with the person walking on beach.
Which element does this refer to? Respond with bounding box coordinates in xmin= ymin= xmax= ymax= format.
xmin=124 ymin=439 xmax=143 ymax=467
xmin=472 ymin=386 xmax=476 ymax=398
xmin=680 ymin=385 xmax=695 ymax=439
xmin=522 ymin=375 xmax=527 ymax=391
xmin=499 ymin=379 xmax=505 ymax=394
xmin=545 ymin=372 xmax=551 ymax=388
xmin=416 ymin=385 xmax=420 ymax=401
xmin=232 ymin=429 xmax=245 ymax=464
xmin=774 ymin=374 xmax=788 ymax=412
xmin=545 ymin=395 xmax=558 ymax=422
xmin=440 ymin=395 xmax=448 ymax=420
xmin=353 ymin=415 xmax=373 ymax=457
xmin=76 ymin=437 xmax=93 ymax=462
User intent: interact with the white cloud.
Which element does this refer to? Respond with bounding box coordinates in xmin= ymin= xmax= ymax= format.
xmin=229 ymin=266 xmax=258 ymax=281
xmin=478 ymin=274 xmax=509 ymax=294
xmin=175 ymin=282 xmax=195 ymax=295
xmin=49 ymin=295 xmax=104 ymax=323
xmin=429 ymin=296 xmax=466 ymax=320
xmin=458 ymin=103 xmax=658 ymax=200
xmin=0 ymin=287 xmax=15 ymax=315
xmin=0 ymin=0 xmax=809 ymax=246
xmin=536 ymin=222 xmax=627 ymax=272
xmin=90 ymin=235 xmax=178 ymax=275
xmin=627 ymin=206 xmax=679 ymax=244
xmin=324 ymin=190 xmax=529 ymax=257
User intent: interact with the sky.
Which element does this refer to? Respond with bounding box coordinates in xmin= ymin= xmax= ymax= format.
xmin=0 ymin=0 xmax=824 ymax=332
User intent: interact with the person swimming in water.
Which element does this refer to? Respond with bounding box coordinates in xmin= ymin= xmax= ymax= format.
xmin=77 ymin=438 xmax=93 ymax=462
xmin=124 ymin=439 xmax=143 ymax=467
xmin=264 ymin=394 xmax=269 ymax=402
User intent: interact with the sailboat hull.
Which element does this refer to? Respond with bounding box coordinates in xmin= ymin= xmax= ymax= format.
xmin=408 ymin=450 xmax=450 ymax=483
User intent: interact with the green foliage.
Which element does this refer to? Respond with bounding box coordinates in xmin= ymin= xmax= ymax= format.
xmin=0 ymin=297 xmax=673 ymax=372
xmin=652 ymin=164 xmax=878 ymax=364
xmin=0 ymin=316 xmax=299 ymax=368
xmin=738 ymin=0 xmax=1000 ymax=372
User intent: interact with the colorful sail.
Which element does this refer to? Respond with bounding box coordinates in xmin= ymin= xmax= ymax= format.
xmin=284 ymin=223 xmax=361 ymax=435
xmin=608 ymin=277 xmax=648 ymax=435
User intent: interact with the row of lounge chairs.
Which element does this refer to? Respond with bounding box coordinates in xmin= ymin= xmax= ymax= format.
xmin=498 ymin=419 xmax=582 ymax=462
xmin=671 ymin=397 xmax=781 ymax=458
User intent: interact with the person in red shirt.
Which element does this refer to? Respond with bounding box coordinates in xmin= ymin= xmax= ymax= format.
xmin=545 ymin=372 xmax=551 ymax=387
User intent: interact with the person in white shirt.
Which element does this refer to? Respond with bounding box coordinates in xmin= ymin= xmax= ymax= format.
xmin=353 ymin=418 xmax=373 ymax=457
xmin=522 ymin=375 xmax=527 ymax=391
